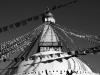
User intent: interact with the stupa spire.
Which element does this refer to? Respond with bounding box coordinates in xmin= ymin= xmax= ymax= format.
xmin=38 ymin=12 xmax=62 ymax=53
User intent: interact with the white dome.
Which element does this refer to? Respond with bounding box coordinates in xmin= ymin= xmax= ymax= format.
xmin=16 ymin=52 xmax=98 ymax=75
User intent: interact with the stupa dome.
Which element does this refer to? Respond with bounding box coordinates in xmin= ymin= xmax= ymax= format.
xmin=17 ymin=52 xmax=98 ymax=75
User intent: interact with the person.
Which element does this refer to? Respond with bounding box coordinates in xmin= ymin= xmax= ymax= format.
xmin=67 ymin=70 xmax=75 ymax=75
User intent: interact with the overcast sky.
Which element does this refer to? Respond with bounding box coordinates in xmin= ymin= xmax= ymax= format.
xmin=0 ymin=0 xmax=100 ymax=73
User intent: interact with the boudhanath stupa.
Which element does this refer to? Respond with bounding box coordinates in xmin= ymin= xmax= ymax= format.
xmin=11 ymin=12 xmax=99 ymax=75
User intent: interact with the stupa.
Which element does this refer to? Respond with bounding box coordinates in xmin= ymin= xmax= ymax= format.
xmin=14 ymin=12 xmax=99 ymax=75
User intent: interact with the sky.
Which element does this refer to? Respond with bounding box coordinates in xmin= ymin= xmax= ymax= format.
xmin=0 ymin=0 xmax=100 ymax=73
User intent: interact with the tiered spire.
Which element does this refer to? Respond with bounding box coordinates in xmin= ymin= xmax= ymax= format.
xmin=38 ymin=12 xmax=62 ymax=53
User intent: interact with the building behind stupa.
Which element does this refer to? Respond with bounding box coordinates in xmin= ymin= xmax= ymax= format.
xmin=15 ymin=12 xmax=99 ymax=75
